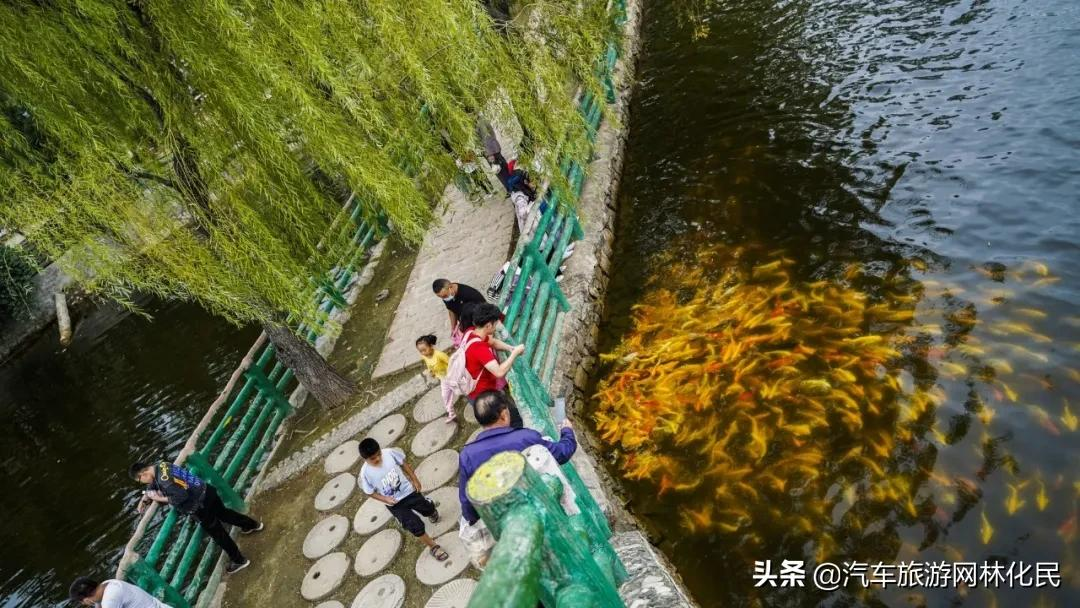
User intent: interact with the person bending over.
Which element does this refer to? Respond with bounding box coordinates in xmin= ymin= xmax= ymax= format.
xmin=456 ymin=390 xmax=576 ymax=566
xmin=130 ymin=461 xmax=262 ymax=574
xmin=68 ymin=576 xmax=172 ymax=608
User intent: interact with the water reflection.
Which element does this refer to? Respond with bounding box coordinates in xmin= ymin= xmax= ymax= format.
xmin=0 ymin=300 xmax=256 ymax=607
xmin=592 ymin=0 xmax=1080 ymax=605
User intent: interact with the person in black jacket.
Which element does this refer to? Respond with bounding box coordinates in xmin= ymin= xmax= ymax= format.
xmin=130 ymin=461 xmax=263 ymax=574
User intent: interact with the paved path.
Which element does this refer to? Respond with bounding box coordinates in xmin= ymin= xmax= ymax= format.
xmin=373 ymin=184 xmax=514 ymax=379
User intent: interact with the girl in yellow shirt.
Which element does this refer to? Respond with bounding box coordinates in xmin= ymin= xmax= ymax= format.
xmin=416 ymin=335 xmax=457 ymax=423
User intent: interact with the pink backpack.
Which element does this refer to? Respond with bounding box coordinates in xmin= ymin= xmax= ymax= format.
xmin=444 ymin=332 xmax=484 ymax=399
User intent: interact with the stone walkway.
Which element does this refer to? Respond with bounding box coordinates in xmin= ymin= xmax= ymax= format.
xmin=298 ymin=386 xmax=482 ymax=607
xmin=372 ymin=184 xmax=515 ymax=379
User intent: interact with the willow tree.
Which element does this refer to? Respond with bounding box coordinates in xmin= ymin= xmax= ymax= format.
xmin=0 ymin=0 xmax=613 ymax=408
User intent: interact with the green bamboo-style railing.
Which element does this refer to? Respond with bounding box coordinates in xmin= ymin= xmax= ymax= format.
xmin=118 ymin=0 xmax=628 ymax=603
xmin=116 ymin=196 xmax=387 ymax=608
xmin=467 ymin=1 xmax=630 ymax=606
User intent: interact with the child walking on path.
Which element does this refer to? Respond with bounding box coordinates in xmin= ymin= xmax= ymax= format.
xmin=416 ymin=334 xmax=458 ymax=423
xmin=358 ymin=438 xmax=449 ymax=561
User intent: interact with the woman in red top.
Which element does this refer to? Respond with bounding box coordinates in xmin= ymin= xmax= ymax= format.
xmin=461 ymin=303 xmax=525 ymax=428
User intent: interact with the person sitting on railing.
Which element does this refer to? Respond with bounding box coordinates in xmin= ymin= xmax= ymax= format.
xmin=432 ymin=278 xmax=488 ymax=348
xmin=357 ymin=438 xmax=450 ymax=562
xmin=69 ymin=576 xmax=172 ymax=608
xmin=129 ymin=461 xmax=263 ymax=575
xmin=457 ymin=390 xmax=577 ymax=568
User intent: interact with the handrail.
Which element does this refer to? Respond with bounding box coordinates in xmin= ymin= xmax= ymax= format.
xmin=115 ymin=332 xmax=268 ymax=581
xmin=470 ymin=1 xmax=630 ymax=606
xmin=115 ymin=195 xmax=385 ymax=607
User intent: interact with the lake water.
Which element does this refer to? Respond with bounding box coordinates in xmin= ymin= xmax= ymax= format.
xmin=0 ymin=301 xmax=256 ymax=607
xmin=592 ymin=0 xmax=1080 ymax=606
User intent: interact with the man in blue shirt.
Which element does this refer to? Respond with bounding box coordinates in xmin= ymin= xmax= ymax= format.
xmin=458 ymin=390 xmax=577 ymax=526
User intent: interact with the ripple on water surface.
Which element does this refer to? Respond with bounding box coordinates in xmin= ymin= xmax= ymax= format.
xmin=593 ymin=0 xmax=1080 ymax=606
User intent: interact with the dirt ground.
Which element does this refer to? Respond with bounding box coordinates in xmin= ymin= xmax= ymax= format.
xmin=271 ymin=234 xmax=422 ymax=461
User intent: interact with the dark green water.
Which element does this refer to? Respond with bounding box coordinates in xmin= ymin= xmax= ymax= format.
xmin=0 ymin=301 xmax=257 ymax=607
xmin=594 ymin=0 xmax=1080 ymax=606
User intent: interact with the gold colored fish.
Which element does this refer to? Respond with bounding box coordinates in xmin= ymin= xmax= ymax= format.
xmin=1005 ymin=482 xmax=1027 ymax=515
xmin=1062 ymin=401 xmax=1078 ymax=432
xmin=1014 ymin=307 xmax=1048 ymax=319
xmin=981 ymin=510 xmax=994 ymax=544
xmin=1036 ymin=478 xmax=1050 ymax=512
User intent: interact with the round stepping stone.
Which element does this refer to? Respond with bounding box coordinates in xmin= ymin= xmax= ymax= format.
xmin=411 ymin=419 xmax=457 ymax=457
xmin=366 ymin=413 xmax=407 ymax=447
xmin=315 ymin=473 xmax=356 ymax=511
xmin=425 ymin=487 xmax=462 ymax=538
xmin=413 ymin=386 xmax=447 ymax=423
xmin=463 ymin=402 xmax=477 ymax=425
xmin=351 ymin=573 xmax=406 ymax=608
xmin=301 ymin=552 xmax=350 ymax=601
xmin=416 ymin=449 xmax=459 ymax=491
xmin=317 ymin=603 xmax=345 ymax=608
xmin=425 ymin=579 xmax=478 ymax=608
xmin=325 ymin=440 xmax=362 ymax=474
xmin=465 ymin=428 xmax=483 ymax=444
xmin=354 ymin=528 xmax=402 ymax=577
xmin=304 ymin=514 xmax=350 ymax=559
xmin=354 ymin=497 xmax=393 ymax=535
xmin=415 ymin=532 xmax=469 ymax=586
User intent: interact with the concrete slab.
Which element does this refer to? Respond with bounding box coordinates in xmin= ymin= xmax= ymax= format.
xmin=316 ymin=602 xmax=345 ymax=608
xmin=315 ymin=473 xmax=356 ymax=512
xmin=424 ymin=579 xmax=477 ymax=608
xmin=304 ymin=514 xmax=351 ymax=559
xmin=354 ymin=528 xmax=402 ymax=577
xmin=411 ymin=419 xmax=457 ymax=457
xmin=372 ymin=185 xmax=515 ymax=379
xmin=462 ymin=401 xmax=477 ymax=425
xmin=301 ymin=552 xmax=350 ymax=601
xmin=350 ymin=573 xmax=406 ymax=608
xmin=414 ymin=531 xmax=469 ymax=586
xmin=413 ymin=386 xmax=447 ymax=423
xmin=423 ymin=486 xmax=462 ymax=539
xmin=415 ymin=449 xmax=458 ymax=491
xmin=354 ymin=498 xmax=394 ymax=535
xmin=325 ymin=440 xmax=361 ymax=475
xmin=366 ymin=413 xmax=407 ymax=448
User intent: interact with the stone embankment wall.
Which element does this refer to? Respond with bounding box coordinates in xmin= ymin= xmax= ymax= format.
xmin=549 ymin=0 xmax=699 ymax=605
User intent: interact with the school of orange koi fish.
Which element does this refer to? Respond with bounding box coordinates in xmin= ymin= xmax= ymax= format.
xmin=592 ymin=243 xmax=1078 ymax=583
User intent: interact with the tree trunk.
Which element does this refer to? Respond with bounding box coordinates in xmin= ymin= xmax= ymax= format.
xmin=263 ymin=322 xmax=356 ymax=409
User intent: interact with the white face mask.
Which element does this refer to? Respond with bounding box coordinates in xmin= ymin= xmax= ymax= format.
xmin=442 ymin=295 xmax=454 ymax=302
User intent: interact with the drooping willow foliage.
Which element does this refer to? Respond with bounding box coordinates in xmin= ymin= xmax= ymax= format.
xmin=0 ymin=0 xmax=614 ymax=328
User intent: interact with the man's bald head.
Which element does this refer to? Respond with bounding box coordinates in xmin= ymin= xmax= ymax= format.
xmin=474 ymin=391 xmax=510 ymax=428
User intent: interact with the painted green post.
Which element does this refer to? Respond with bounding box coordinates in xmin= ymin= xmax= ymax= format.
xmin=466 ymin=508 xmax=544 ymax=608
xmin=143 ymin=510 xmax=179 ymax=567
xmin=466 ymin=452 xmax=623 ymax=608
xmin=185 ymin=452 xmax=244 ymax=512
xmin=128 ymin=559 xmax=191 ymax=608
